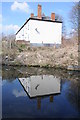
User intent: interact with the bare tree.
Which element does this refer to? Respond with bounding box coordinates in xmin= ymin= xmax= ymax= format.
xmin=78 ymin=1 xmax=80 ymax=42
xmin=55 ymin=14 xmax=66 ymax=38
xmin=69 ymin=2 xmax=80 ymax=42
xmin=69 ymin=2 xmax=78 ymax=33
xmin=55 ymin=14 xmax=67 ymax=46
xmin=69 ymin=2 xmax=80 ymax=70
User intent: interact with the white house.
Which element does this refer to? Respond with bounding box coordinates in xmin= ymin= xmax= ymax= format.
xmin=16 ymin=5 xmax=62 ymax=45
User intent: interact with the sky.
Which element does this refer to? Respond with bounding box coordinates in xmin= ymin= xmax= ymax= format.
xmin=0 ymin=1 xmax=76 ymax=36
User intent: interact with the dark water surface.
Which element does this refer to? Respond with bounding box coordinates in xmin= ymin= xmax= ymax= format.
xmin=2 ymin=66 xmax=80 ymax=118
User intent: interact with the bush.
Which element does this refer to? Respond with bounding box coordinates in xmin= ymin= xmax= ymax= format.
xmin=20 ymin=44 xmax=26 ymax=49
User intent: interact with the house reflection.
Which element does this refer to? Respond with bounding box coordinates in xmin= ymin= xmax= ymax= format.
xmin=37 ymin=97 xmax=41 ymax=109
xmin=18 ymin=75 xmax=61 ymax=109
xmin=37 ymin=95 xmax=54 ymax=109
xmin=50 ymin=95 xmax=54 ymax=102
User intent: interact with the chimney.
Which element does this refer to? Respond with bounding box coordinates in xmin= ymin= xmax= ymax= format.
xmin=38 ymin=4 xmax=42 ymax=19
xmin=51 ymin=13 xmax=55 ymax=21
xmin=31 ymin=13 xmax=34 ymax=18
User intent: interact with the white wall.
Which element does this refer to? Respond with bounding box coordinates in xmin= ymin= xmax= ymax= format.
xmin=16 ymin=27 xmax=24 ymax=40
xmin=29 ymin=19 xmax=62 ymax=44
xmin=16 ymin=19 xmax=62 ymax=44
xmin=16 ymin=23 xmax=29 ymax=41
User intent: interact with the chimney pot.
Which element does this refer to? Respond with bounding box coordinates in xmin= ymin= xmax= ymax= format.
xmin=51 ymin=13 xmax=55 ymax=21
xmin=38 ymin=4 xmax=42 ymax=19
xmin=31 ymin=13 xmax=34 ymax=18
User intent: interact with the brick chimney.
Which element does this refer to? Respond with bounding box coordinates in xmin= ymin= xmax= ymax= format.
xmin=38 ymin=4 xmax=42 ymax=19
xmin=51 ymin=13 xmax=55 ymax=21
xmin=31 ymin=13 xmax=34 ymax=18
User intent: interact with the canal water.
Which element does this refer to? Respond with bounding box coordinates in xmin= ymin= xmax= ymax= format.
xmin=2 ymin=66 xmax=80 ymax=118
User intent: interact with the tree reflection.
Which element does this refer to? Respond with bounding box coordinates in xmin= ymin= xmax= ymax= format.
xmin=2 ymin=65 xmax=80 ymax=112
xmin=65 ymin=78 xmax=80 ymax=112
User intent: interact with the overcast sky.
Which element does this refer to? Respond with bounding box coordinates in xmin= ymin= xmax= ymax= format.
xmin=1 ymin=1 xmax=75 ymax=35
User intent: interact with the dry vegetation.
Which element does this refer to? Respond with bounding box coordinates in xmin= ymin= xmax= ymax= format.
xmin=14 ymin=43 xmax=78 ymax=69
xmin=1 ymin=35 xmax=79 ymax=70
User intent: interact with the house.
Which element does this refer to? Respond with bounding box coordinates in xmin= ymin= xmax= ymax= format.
xmin=16 ymin=5 xmax=62 ymax=46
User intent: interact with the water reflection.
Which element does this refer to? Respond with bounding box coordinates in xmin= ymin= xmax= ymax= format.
xmin=18 ymin=75 xmax=61 ymax=98
xmin=2 ymin=66 xmax=80 ymax=118
xmin=13 ymin=89 xmax=27 ymax=97
xmin=18 ymin=75 xmax=61 ymax=109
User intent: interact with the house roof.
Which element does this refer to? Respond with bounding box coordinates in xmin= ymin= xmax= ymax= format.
xmin=16 ymin=17 xmax=62 ymax=35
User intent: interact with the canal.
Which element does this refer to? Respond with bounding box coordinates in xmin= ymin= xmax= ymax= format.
xmin=2 ymin=66 xmax=80 ymax=118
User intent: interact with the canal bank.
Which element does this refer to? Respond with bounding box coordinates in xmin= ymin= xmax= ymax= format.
xmin=2 ymin=43 xmax=80 ymax=71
